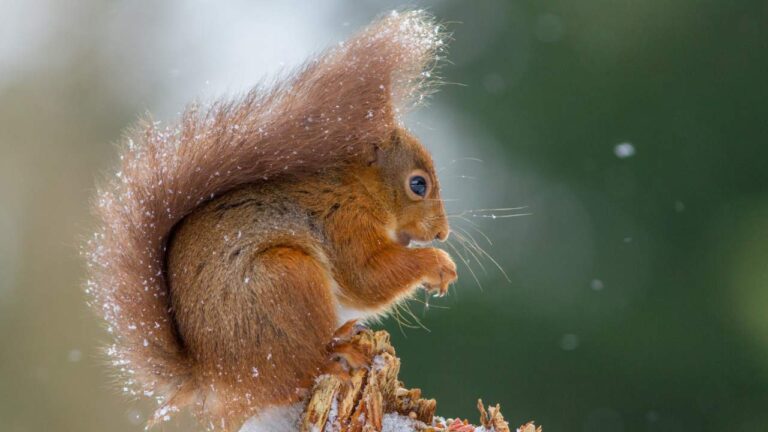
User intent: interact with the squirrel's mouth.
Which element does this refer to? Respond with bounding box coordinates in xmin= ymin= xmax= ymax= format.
xmin=396 ymin=231 xmax=433 ymax=248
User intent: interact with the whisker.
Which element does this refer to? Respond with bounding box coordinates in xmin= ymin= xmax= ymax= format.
xmin=407 ymin=292 xmax=450 ymax=312
xmin=468 ymin=213 xmax=532 ymax=219
xmin=450 ymin=225 xmax=511 ymax=283
xmin=399 ymin=300 xmax=430 ymax=332
xmin=423 ymin=198 xmax=460 ymax=203
xmin=437 ymin=157 xmax=484 ymax=173
xmin=415 ymin=200 xmax=526 ymax=287
xmin=391 ymin=306 xmax=406 ymax=336
xmin=465 ymin=206 xmax=528 ymax=212
xmin=391 ymin=304 xmax=418 ymax=334
xmin=451 ymin=228 xmax=488 ymax=274
xmin=442 ymin=175 xmax=476 ymax=181
xmin=453 ymin=215 xmax=494 ymax=245
xmin=450 ymin=228 xmax=486 ymax=268
xmin=445 ymin=239 xmax=482 ymax=290
xmin=446 ymin=206 xmax=530 ymax=219
xmin=475 ymin=242 xmax=512 ymax=283
xmin=424 ymin=212 xmax=522 ymax=222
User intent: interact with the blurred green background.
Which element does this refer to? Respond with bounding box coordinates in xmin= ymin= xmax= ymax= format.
xmin=1 ymin=1 xmax=766 ymax=431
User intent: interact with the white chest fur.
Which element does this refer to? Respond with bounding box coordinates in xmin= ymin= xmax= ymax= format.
xmin=335 ymin=303 xmax=377 ymax=326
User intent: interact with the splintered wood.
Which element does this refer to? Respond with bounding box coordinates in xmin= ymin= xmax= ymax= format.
xmin=300 ymin=329 xmax=538 ymax=432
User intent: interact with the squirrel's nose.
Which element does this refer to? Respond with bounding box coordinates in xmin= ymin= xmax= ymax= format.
xmin=434 ymin=230 xmax=449 ymax=242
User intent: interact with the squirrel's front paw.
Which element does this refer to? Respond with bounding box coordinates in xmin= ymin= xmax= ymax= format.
xmin=421 ymin=248 xmax=457 ymax=297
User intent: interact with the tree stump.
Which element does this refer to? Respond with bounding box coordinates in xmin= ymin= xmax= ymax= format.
xmin=299 ymin=329 xmax=539 ymax=432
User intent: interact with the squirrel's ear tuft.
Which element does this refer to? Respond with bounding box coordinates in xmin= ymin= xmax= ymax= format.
xmin=288 ymin=10 xmax=447 ymax=147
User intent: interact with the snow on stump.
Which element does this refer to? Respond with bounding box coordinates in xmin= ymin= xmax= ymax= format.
xmin=300 ymin=329 xmax=539 ymax=432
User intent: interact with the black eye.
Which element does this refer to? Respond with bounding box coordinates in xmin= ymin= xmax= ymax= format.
xmin=409 ymin=175 xmax=428 ymax=197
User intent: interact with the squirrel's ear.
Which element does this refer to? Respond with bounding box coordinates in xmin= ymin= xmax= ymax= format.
xmin=380 ymin=128 xmax=406 ymax=149
xmin=369 ymin=129 xmax=404 ymax=165
xmin=367 ymin=144 xmax=383 ymax=166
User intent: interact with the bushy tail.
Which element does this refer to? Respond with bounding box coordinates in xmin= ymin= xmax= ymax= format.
xmin=84 ymin=10 xmax=445 ymax=423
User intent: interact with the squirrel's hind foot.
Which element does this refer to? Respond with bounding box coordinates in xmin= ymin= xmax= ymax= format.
xmin=324 ymin=320 xmax=374 ymax=379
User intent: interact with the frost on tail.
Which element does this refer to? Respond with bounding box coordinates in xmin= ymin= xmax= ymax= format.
xmin=84 ymin=10 xmax=446 ymax=428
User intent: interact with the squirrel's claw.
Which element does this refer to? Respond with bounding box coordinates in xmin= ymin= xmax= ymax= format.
xmin=421 ymin=248 xmax=458 ymax=297
xmin=329 ymin=343 xmax=372 ymax=370
xmin=329 ymin=319 xmax=368 ymax=347
xmin=324 ymin=320 xmax=373 ymax=379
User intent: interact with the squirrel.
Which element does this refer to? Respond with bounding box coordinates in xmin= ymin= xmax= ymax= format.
xmin=85 ymin=11 xmax=455 ymax=431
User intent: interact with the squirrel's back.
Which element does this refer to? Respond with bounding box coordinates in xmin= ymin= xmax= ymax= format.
xmin=85 ymin=11 xmax=445 ymax=429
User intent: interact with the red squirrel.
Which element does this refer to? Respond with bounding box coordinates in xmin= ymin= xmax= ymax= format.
xmin=85 ymin=11 xmax=456 ymax=431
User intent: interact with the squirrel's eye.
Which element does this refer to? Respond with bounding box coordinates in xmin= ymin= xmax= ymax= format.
xmin=405 ymin=170 xmax=431 ymax=200
xmin=404 ymin=169 xmax=431 ymax=200
xmin=409 ymin=176 xmax=427 ymax=196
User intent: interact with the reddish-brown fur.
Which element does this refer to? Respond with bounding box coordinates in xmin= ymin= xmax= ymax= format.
xmin=85 ymin=11 xmax=453 ymax=431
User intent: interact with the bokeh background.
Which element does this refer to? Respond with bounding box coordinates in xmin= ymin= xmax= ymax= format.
xmin=1 ymin=0 xmax=767 ymax=431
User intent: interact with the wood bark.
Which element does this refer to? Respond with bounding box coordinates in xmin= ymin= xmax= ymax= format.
xmin=299 ymin=329 xmax=539 ymax=432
